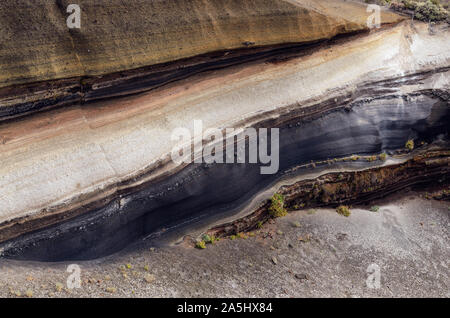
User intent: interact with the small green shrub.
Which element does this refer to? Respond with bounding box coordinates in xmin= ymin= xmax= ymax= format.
xmin=237 ymin=232 xmax=248 ymax=239
xmin=195 ymin=240 xmax=206 ymax=249
xmin=370 ymin=205 xmax=380 ymax=212
xmin=401 ymin=0 xmax=448 ymax=21
xmin=202 ymin=234 xmax=219 ymax=244
xmin=202 ymin=234 xmax=212 ymax=243
xmin=269 ymin=193 xmax=288 ymax=218
xmin=336 ymin=205 xmax=351 ymax=217
xmin=405 ymin=139 xmax=415 ymax=151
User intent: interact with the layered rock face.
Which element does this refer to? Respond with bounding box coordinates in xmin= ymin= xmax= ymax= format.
xmin=0 ymin=1 xmax=448 ymax=261
xmin=1 ymin=0 xmax=397 ymax=87
xmin=0 ymin=0 xmax=402 ymax=120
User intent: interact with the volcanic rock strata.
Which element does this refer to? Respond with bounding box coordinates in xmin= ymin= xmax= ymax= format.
xmin=0 ymin=0 xmax=402 ymax=120
xmin=0 ymin=1 xmax=448 ymax=261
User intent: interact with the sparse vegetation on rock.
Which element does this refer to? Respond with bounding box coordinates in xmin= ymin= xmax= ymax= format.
xmin=55 ymin=282 xmax=64 ymax=292
xmin=406 ymin=139 xmax=415 ymax=151
xmin=398 ymin=0 xmax=448 ymax=21
xmin=106 ymin=287 xmax=117 ymax=293
xmin=195 ymin=240 xmax=207 ymax=249
xmin=202 ymin=234 xmax=213 ymax=244
xmin=404 ymin=0 xmax=448 ymax=21
xmin=336 ymin=205 xmax=351 ymax=217
xmin=364 ymin=0 xmax=449 ymax=21
xmin=237 ymin=232 xmax=248 ymax=239
xmin=269 ymin=193 xmax=288 ymax=218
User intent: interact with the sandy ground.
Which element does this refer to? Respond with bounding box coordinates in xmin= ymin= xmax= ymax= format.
xmin=0 ymin=191 xmax=448 ymax=298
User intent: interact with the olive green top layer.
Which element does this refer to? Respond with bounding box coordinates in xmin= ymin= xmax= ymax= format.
xmin=0 ymin=0 xmax=401 ymax=89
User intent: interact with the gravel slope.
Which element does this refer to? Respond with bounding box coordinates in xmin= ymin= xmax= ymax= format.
xmin=0 ymin=192 xmax=448 ymax=298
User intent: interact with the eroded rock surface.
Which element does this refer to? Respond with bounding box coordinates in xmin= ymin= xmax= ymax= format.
xmin=0 ymin=1 xmax=448 ymax=261
xmin=0 ymin=194 xmax=448 ymax=297
xmin=0 ymin=0 xmax=403 ymax=120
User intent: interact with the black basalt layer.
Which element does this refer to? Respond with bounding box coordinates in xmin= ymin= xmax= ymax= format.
xmin=1 ymin=92 xmax=449 ymax=261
